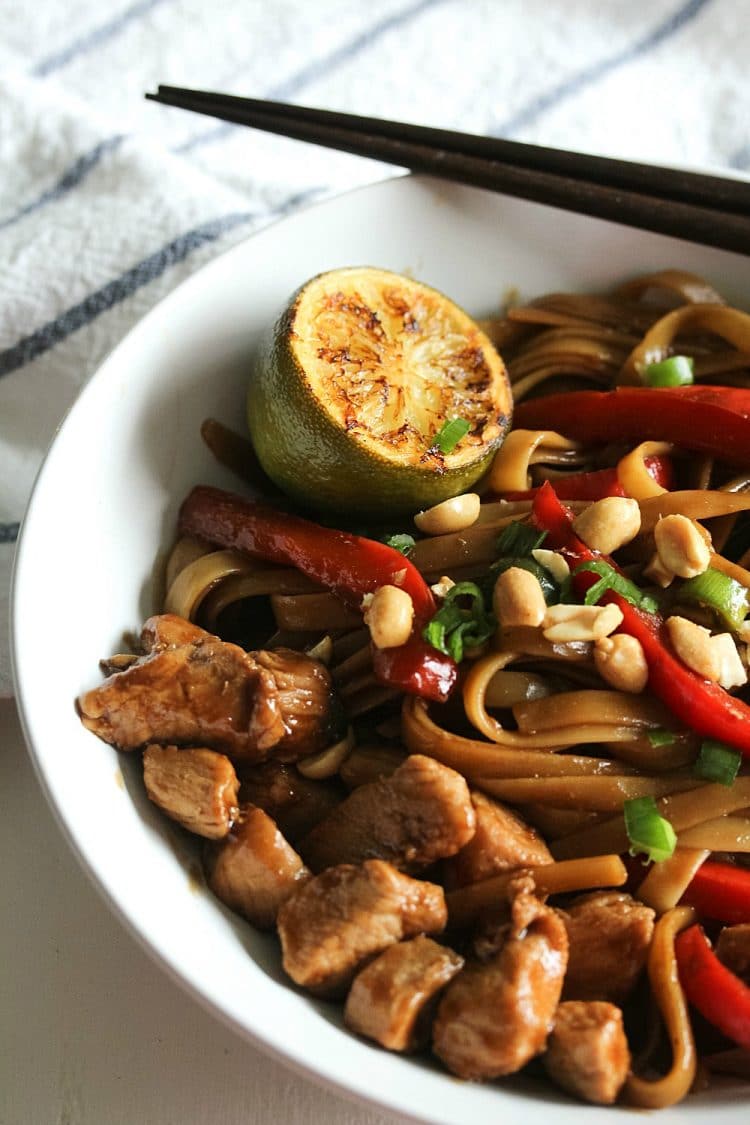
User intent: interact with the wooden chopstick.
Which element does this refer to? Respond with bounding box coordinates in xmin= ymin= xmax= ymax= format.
xmin=146 ymin=85 xmax=750 ymax=256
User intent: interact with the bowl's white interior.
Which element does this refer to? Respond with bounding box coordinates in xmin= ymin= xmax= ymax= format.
xmin=11 ymin=175 xmax=750 ymax=1123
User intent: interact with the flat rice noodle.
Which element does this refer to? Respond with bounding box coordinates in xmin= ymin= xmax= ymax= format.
xmin=551 ymin=778 xmax=750 ymax=859
xmin=620 ymin=304 xmax=750 ymax=385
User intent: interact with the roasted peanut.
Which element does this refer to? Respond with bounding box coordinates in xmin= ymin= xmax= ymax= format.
xmin=543 ymin=603 xmax=623 ymax=643
xmin=493 ymin=567 xmax=547 ymax=628
xmin=414 ymin=493 xmax=481 ymax=535
xmin=654 ymin=514 xmax=711 ymax=580
xmin=643 ymin=550 xmax=674 ymax=589
xmin=531 ymin=548 xmax=570 ymax=584
xmin=666 ymin=615 xmax=722 ymax=681
xmin=572 ymin=497 xmax=641 ymax=555
xmin=712 ymin=632 xmax=748 ymax=690
xmin=431 ymin=575 xmax=456 ymax=599
xmin=297 ymin=727 xmax=356 ymax=780
xmin=363 ymin=585 xmax=414 ymax=649
xmin=593 ymin=634 xmax=649 ymax=693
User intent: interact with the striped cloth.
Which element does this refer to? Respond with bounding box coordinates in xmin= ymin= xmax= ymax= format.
xmin=1 ymin=0 xmax=748 ymax=696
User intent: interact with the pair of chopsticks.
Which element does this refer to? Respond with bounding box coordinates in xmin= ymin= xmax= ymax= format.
xmin=146 ymin=85 xmax=750 ymax=256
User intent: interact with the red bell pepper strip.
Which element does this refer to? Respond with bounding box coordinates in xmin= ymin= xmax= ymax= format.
xmin=514 ymin=386 xmax=750 ymax=466
xmin=682 ymin=860 xmax=750 ymax=924
xmin=499 ymin=455 xmax=673 ymax=502
xmin=371 ymin=636 xmax=459 ymax=701
xmin=675 ymin=923 xmax=750 ymax=1050
xmin=531 ymin=482 xmax=750 ymax=756
xmin=179 ymin=485 xmax=457 ymax=701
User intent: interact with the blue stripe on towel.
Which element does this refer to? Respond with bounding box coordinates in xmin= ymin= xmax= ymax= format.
xmin=0 ymin=136 xmax=125 ymax=233
xmin=32 ymin=0 xmax=172 ymax=78
xmin=491 ymin=0 xmax=713 ymax=136
xmin=0 ymin=523 xmax=20 ymax=544
xmin=176 ymin=0 xmax=449 ymax=155
xmin=0 ymin=211 xmax=254 ymax=379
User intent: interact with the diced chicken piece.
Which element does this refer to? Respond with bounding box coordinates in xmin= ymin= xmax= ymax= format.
xmin=716 ymin=924 xmax=750 ymax=983
xmin=339 ymin=744 xmax=406 ymax=789
xmin=277 ymin=859 xmax=447 ymax=996
xmin=344 ymin=936 xmax=464 ymax=1052
xmin=237 ymin=760 xmax=342 ymax=844
xmin=560 ymin=892 xmax=654 ymax=1003
xmin=143 ymin=744 xmax=239 ymax=839
xmin=443 ymin=791 xmax=552 ymax=888
xmin=205 ymin=805 xmax=310 ymax=929
xmin=299 ymin=754 xmax=475 ymax=874
xmin=544 ymin=1000 xmax=631 ymax=1105
xmin=432 ymin=876 xmax=568 ymax=1079
xmin=78 ymin=614 xmax=335 ymax=762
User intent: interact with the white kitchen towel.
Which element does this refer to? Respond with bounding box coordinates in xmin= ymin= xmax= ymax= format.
xmin=1 ymin=0 xmax=749 ymax=696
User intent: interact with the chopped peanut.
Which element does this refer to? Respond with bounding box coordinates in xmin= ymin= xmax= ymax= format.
xmin=493 ymin=567 xmax=547 ymax=628
xmin=297 ymin=727 xmax=356 ymax=780
xmin=666 ymin=616 xmax=722 ymax=681
xmin=364 ymin=585 xmax=414 ymax=649
xmin=593 ymin=634 xmax=649 ymax=693
xmin=431 ymin=575 xmax=456 ymax=600
xmin=572 ymin=497 xmax=641 ymax=555
xmin=531 ymin=548 xmax=570 ymax=584
xmin=643 ymin=550 xmax=675 ymax=589
xmin=543 ymin=603 xmax=624 ymax=643
xmin=712 ymin=633 xmax=748 ymax=690
xmin=414 ymin=493 xmax=481 ymax=535
xmin=653 ymin=514 xmax=711 ymax=581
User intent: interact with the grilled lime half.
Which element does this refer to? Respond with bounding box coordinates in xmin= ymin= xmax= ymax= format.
xmin=248 ymin=266 xmax=512 ymax=517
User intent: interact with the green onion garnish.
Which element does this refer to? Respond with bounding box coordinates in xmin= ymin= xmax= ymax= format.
xmin=574 ymin=561 xmax=659 ymax=614
xmin=422 ymin=580 xmax=495 ymax=662
xmin=624 ymin=796 xmax=677 ymax=863
xmin=694 ymin=739 xmax=742 ymax=787
xmin=496 ymin=520 xmax=547 ymax=557
xmin=385 ymin=533 xmax=415 ymax=556
xmin=677 ymin=567 xmax=749 ymax=633
xmin=644 ymin=355 xmax=695 ymax=387
xmin=647 ymin=729 xmax=676 ymax=748
xmin=433 ymin=417 xmax=471 ymax=454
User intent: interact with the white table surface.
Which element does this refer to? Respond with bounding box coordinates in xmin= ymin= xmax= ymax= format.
xmin=0 ymin=697 xmax=406 ymax=1125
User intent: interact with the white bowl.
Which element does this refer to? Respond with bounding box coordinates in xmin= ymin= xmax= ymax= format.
xmin=11 ymin=174 xmax=750 ymax=1123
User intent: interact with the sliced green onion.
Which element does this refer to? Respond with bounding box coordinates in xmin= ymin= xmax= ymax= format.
xmin=497 ymin=520 xmax=547 ymax=557
xmin=677 ymin=567 xmax=749 ymax=633
xmin=647 ymin=729 xmax=676 ymax=749
xmin=433 ymin=417 xmax=471 ymax=454
xmin=385 ymin=533 xmax=415 ymax=556
xmin=624 ymin=796 xmax=677 ymax=864
xmin=574 ymin=561 xmax=659 ymax=614
xmin=422 ymin=581 xmax=495 ymax=661
xmin=644 ymin=355 xmax=695 ymax=387
xmin=694 ymin=739 xmax=742 ymax=787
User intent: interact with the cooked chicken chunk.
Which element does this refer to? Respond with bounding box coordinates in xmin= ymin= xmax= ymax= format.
xmin=299 ymin=754 xmax=475 ymax=873
xmin=237 ymin=760 xmax=342 ymax=844
xmin=344 ymin=936 xmax=464 ymax=1052
xmin=443 ymin=791 xmax=552 ymax=888
xmin=339 ymin=744 xmax=406 ymax=790
xmin=277 ymin=859 xmax=447 ymax=996
xmin=143 ymin=744 xmax=239 ymax=839
xmin=432 ymin=876 xmax=568 ymax=1080
xmin=716 ymin=924 xmax=750 ymax=982
xmin=205 ymin=805 xmax=309 ymax=930
xmin=560 ymin=892 xmax=654 ymax=1003
xmin=78 ymin=614 xmax=335 ymax=762
xmin=544 ymin=1001 xmax=631 ymax=1105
